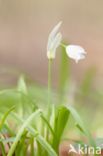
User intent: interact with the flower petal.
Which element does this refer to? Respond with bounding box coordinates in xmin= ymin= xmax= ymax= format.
xmin=47 ymin=33 xmax=62 ymax=59
xmin=47 ymin=21 xmax=62 ymax=51
xmin=66 ymin=45 xmax=86 ymax=63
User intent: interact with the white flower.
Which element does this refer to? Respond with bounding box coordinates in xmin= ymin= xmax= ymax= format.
xmin=66 ymin=45 xmax=86 ymax=63
xmin=47 ymin=21 xmax=62 ymax=59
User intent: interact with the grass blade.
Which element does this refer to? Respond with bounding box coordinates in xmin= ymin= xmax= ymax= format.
xmin=17 ymin=76 xmax=27 ymax=95
xmin=11 ymin=112 xmax=57 ymax=156
xmin=0 ymin=106 xmax=15 ymax=130
xmin=53 ymin=106 xmax=70 ymax=153
xmin=66 ymin=105 xmax=95 ymax=146
xmin=7 ymin=109 xmax=41 ymax=156
xmin=41 ymin=114 xmax=55 ymax=136
xmin=0 ymin=142 xmax=6 ymax=156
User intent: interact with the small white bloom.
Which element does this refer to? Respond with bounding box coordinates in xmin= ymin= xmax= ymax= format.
xmin=47 ymin=21 xmax=62 ymax=59
xmin=66 ymin=45 xmax=86 ymax=63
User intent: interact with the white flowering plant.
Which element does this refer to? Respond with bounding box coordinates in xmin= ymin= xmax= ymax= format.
xmin=0 ymin=22 xmax=102 ymax=156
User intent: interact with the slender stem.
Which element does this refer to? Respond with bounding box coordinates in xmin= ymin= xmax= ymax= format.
xmin=60 ymin=43 xmax=66 ymax=48
xmin=30 ymin=138 xmax=35 ymax=156
xmin=48 ymin=59 xmax=52 ymax=106
xmin=46 ymin=59 xmax=52 ymax=142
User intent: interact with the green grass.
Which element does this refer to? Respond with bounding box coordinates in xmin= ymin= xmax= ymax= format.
xmin=0 ymin=47 xmax=102 ymax=156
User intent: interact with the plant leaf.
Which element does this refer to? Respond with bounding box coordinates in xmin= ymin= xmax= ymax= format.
xmin=66 ymin=105 xmax=95 ymax=146
xmin=11 ymin=112 xmax=57 ymax=156
xmin=7 ymin=109 xmax=41 ymax=156
xmin=41 ymin=114 xmax=55 ymax=136
xmin=17 ymin=76 xmax=27 ymax=95
xmin=53 ymin=106 xmax=70 ymax=152
xmin=0 ymin=106 xmax=15 ymax=130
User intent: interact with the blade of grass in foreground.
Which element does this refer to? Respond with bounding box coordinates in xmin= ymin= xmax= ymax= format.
xmin=15 ymin=131 xmax=28 ymax=156
xmin=7 ymin=109 xmax=41 ymax=156
xmin=17 ymin=75 xmax=28 ymax=95
xmin=53 ymin=106 xmax=70 ymax=153
xmin=0 ymin=141 xmax=6 ymax=156
xmin=41 ymin=114 xmax=55 ymax=136
xmin=66 ymin=105 xmax=96 ymax=147
xmin=11 ymin=112 xmax=57 ymax=156
xmin=0 ymin=106 xmax=15 ymax=130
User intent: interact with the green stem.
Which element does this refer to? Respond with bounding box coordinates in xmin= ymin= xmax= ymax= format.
xmin=30 ymin=138 xmax=35 ymax=156
xmin=48 ymin=59 xmax=52 ymax=106
xmin=60 ymin=43 xmax=66 ymax=48
xmin=46 ymin=59 xmax=52 ymax=142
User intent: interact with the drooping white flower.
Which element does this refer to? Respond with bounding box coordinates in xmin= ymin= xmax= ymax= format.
xmin=66 ymin=45 xmax=86 ymax=63
xmin=47 ymin=21 xmax=62 ymax=59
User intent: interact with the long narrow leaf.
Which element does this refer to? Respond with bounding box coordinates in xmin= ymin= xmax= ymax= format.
xmin=53 ymin=106 xmax=70 ymax=152
xmin=41 ymin=114 xmax=55 ymax=136
xmin=7 ymin=109 xmax=41 ymax=156
xmin=11 ymin=112 xmax=57 ymax=156
xmin=0 ymin=142 xmax=6 ymax=156
xmin=66 ymin=105 xmax=95 ymax=146
xmin=0 ymin=106 xmax=15 ymax=130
